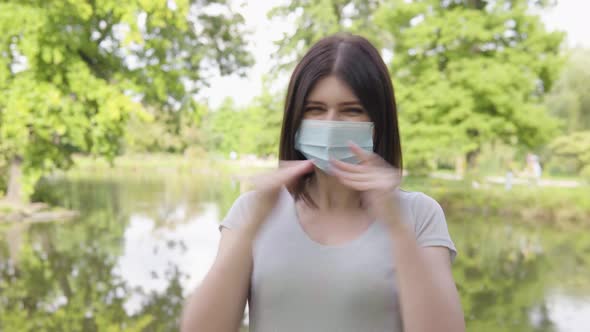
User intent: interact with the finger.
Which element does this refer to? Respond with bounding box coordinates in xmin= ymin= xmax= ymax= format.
xmin=348 ymin=142 xmax=375 ymax=164
xmin=278 ymin=160 xmax=311 ymax=169
xmin=336 ymin=177 xmax=374 ymax=191
xmin=332 ymin=168 xmax=375 ymax=182
xmin=274 ymin=160 xmax=314 ymax=183
xmin=330 ymin=158 xmax=366 ymax=173
xmin=339 ymin=177 xmax=389 ymax=191
xmin=246 ymin=160 xmax=313 ymax=188
xmin=334 ymin=167 xmax=400 ymax=189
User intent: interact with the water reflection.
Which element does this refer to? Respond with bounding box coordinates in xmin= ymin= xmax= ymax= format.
xmin=530 ymin=291 xmax=590 ymax=331
xmin=117 ymin=204 xmax=220 ymax=315
xmin=0 ymin=175 xmax=589 ymax=331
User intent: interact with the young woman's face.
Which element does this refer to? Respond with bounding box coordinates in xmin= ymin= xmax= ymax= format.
xmin=303 ymin=75 xmax=371 ymax=122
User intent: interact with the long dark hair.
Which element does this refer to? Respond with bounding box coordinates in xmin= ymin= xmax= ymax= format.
xmin=279 ymin=33 xmax=402 ymax=204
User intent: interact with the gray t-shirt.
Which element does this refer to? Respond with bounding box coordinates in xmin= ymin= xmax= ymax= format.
xmin=220 ymin=187 xmax=456 ymax=332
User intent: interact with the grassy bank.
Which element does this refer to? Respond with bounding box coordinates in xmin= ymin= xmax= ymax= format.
xmin=402 ymin=176 xmax=590 ymax=228
xmin=61 ymin=153 xmax=274 ymax=180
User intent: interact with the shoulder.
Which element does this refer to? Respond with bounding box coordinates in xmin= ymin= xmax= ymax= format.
xmin=397 ymin=189 xmax=447 ymax=233
xmin=398 ymin=189 xmax=457 ymax=259
xmin=220 ymin=187 xmax=292 ymax=231
xmin=232 ymin=186 xmax=291 ymax=207
xmin=398 ymin=189 xmax=444 ymax=216
xmin=219 ymin=191 xmax=259 ymax=231
xmin=232 ymin=190 xmax=259 ymax=206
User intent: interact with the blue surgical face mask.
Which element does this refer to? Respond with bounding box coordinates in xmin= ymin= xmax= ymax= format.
xmin=295 ymin=119 xmax=374 ymax=172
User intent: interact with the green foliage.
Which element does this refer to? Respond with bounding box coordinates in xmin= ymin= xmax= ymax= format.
xmin=205 ymin=86 xmax=283 ymax=157
xmin=271 ymin=0 xmax=566 ymax=173
xmin=0 ymin=0 xmax=252 ymax=199
xmin=374 ymin=0 xmax=564 ymax=171
xmin=124 ymin=102 xmax=209 ymax=154
xmin=268 ymin=0 xmax=382 ymax=71
xmin=240 ymin=85 xmax=284 ymax=157
xmin=205 ymin=98 xmax=243 ymax=155
xmin=546 ymin=131 xmax=590 ymax=179
xmin=545 ymin=48 xmax=590 ymax=132
xmin=0 ymin=158 xmax=5 ymax=196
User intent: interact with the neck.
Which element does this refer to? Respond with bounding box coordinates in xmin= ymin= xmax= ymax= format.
xmin=307 ymin=168 xmax=362 ymax=210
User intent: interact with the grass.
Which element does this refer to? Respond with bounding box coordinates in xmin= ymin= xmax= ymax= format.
xmin=62 ymin=153 xmax=271 ymax=180
xmin=403 ymin=176 xmax=590 ymax=228
xmin=0 ymin=206 xmax=14 ymax=214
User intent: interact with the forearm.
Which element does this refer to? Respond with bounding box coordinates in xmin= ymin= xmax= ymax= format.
xmin=388 ymin=222 xmax=465 ymax=332
xmin=180 ymin=227 xmax=256 ymax=332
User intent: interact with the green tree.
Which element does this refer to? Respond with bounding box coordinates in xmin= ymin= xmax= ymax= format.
xmin=124 ymin=101 xmax=209 ymax=155
xmin=205 ymin=81 xmax=284 ymax=158
xmin=269 ymin=0 xmax=382 ymax=72
xmin=240 ymin=80 xmax=284 ymax=157
xmin=545 ymin=48 xmax=590 ymax=133
xmin=0 ymin=0 xmax=252 ymax=203
xmin=546 ymin=131 xmax=590 ymax=179
xmin=374 ymin=0 xmax=564 ymax=171
xmin=270 ymin=0 xmax=565 ymax=173
xmin=204 ymin=97 xmax=243 ymax=155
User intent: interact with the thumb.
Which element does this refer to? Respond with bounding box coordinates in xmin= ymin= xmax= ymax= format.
xmin=275 ymin=160 xmax=314 ymax=185
xmin=244 ymin=160 xmax=313 ymax=192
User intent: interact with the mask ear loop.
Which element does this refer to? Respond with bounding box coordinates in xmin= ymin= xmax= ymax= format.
xmin=371 ymin=126 xmax=376 ymax=153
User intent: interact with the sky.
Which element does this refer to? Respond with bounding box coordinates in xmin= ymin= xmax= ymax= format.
xmin=200 ymin=0 xmax=590 ymax=108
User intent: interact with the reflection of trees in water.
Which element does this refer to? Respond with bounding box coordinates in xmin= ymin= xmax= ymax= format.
xmin=0 ymin=219 xmax=189 ymax=331
xmin=133 ymin=266 xmax=186 ymax=331
xmin=0 ymin=175 xmax=236 ymax=331
xmin=449 ymin=216 xmax=590 ymax=332
xmin=4 ymin=177 xmax=589 ymax=330
xmin=0 ymin=202 xmax=185 ymax=330
xmin=1 ymin=210 xmax=128 ymax=330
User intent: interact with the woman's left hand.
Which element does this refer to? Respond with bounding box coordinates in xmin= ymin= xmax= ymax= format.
xmin=330 ymin=143 xmax=403 ymax=226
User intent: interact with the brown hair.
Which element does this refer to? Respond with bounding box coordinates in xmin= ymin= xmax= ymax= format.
xmin=279 ymin=33 xmax=402 ymax=205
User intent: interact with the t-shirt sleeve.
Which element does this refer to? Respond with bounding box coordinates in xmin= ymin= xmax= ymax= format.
xmin=412 ymin=192 xmax=457 ymax=262
xmin=219 ymin=191 xmax=257 ymax=232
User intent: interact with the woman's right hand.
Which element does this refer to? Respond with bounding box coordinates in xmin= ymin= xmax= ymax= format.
xmin=241 ymin=160 xmax=314 ymax=235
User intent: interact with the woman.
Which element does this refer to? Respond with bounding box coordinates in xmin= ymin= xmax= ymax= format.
xmin=181 ymin=33 xmax=465 ymax=332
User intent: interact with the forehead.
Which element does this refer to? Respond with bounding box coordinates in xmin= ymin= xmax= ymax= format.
xmin=306 ymin=75 xmax=359 ymax=103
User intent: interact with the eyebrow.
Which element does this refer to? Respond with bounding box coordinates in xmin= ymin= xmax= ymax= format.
xmin=305 ymin=100 xmax=362 ymax=106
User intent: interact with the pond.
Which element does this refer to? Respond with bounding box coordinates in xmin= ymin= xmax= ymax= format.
xmin=1 ymin=173 xmax=589 ymax=331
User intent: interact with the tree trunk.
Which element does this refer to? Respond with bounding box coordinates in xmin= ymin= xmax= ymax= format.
xmin=466 ymin=148 xmax=480 ymax=170
xmin=455 ymin=155 xmax=466 ymax=178
xmin=6 ymin=155 xmax=24 ymax=204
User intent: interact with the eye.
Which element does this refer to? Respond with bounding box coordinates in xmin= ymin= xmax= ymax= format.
xmin=343 ymin=108 xmax=365 ymax=114
xmin=304 ymin=107 xmax=324 ymax=113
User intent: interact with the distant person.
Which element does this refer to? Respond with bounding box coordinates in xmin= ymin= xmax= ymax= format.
xmin=532 ymin=155 xmax=542 ymax=185
xmin=526 ymin=153 xmax=542 ymax=186
xmin=505 ymin=167 xmax=514 ymax=191
xmin=181 ymin=34 xmax=465 ymax=332
xmin=504 ymin=159 xmax=517 ymax=191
